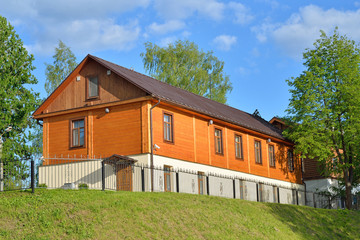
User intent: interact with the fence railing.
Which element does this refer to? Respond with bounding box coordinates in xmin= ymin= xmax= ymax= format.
xmin=1 ymin=157 xmax=358 ymax=210
xmin=0 ymin=159 xmax=35 ymax=193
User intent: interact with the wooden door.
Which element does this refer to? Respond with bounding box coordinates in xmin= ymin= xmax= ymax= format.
xmin=116 ymin=164 xmax=132 ymax=191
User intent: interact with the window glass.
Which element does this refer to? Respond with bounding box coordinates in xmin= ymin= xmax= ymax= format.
xmin=215 ymin=129 xmax=223 ymax=154
xmin=88 ymin=76 xmax=98 ymax=98
xmin=72 ymin=119 xmax=84 ymax=147
xmin=164 ymin=166 xmax=172 ymax=192
xmin=255 ymin=140 xmax=262 ymax=164
xmin=163 ymin=114 xmax=173 ymax=142
xmin=288 ymin=150 xmax=294 ymax=172
xmin=269 ymin=145 xmax=275 ymax=167
xmin=235 ymin=135 xmax=243 ymax=159
xmin=198 ymin=172 xmax=204 ymax=195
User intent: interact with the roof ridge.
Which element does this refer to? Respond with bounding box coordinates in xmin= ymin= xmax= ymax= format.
xmin=252 ymin=114 xmax=284 ymax=135
xmin=89 ymin=55 xmax=252 ymax=116
xmin=88 ymin=54 xmax=287 ymax=141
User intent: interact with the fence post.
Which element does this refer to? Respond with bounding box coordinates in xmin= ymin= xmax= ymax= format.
xmin=233 ymin=179 xmax=236 ymax=199
xmin=31 ymin=159 xmax=35 ymax=194
xmin=0 ymin=160 xmax=3 ymax=192
xmin=101 ymin=160 xmax=105 ymax=191
xmin=296 ymin=190 xmax=299 ymax=205
xmin=141 ymin=167 xmax=145 ymax=192
xmin=206 ymin=176 xmax=210 ymax=195
xmin=176 ymin=172 xmax=179 ymax=193
xmin=313 ymin=193 xmax=316 ymax=208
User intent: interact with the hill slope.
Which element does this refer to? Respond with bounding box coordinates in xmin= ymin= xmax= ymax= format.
xmin=0 ymin=190 xmax=359 ymax=239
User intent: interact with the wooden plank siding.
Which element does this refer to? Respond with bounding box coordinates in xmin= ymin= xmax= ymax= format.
xmin=42 ymin=98 xmax=301 ymax=184
xmin=42 ymin=58 xmax=147 ymax=114
xmin=35 ymin=55 xmax=302 ymax=185
xmin=43 ymin=102 xmax=144 ymax=164
xmin=302 ymin=157 xmax=324 ymax=180
xmin=151 ymin=103 xmax=302 ymax=184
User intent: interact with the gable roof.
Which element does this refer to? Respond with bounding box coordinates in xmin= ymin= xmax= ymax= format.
xmin=33 ymin=54 xmax=286 ymax=141
xmin=88 ymin=55 xmax=286 ymax=141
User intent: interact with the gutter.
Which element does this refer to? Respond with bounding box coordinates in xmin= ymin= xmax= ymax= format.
xmin=150 ymin=98 xmax=161 ymax=192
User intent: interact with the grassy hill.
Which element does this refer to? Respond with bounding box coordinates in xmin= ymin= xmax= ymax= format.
xmin=0 ymin=190 xmax=359 ymax=240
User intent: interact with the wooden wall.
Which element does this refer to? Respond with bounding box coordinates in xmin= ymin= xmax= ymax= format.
xmin=42 ymin=96 xmax=301 ymax=184
xmin=43 ymin=102 xmax=143 ymax=164
xmin=302 ymin=157 xmax=324 ymax=180
xmin=152 ymin=104 xmax=302 ymax=184
xmin=43 ymin=58 xmax=147 ymax=114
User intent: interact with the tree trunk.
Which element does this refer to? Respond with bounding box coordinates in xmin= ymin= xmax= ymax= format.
xmin=345 ymin=179 xmax=352 ymax=210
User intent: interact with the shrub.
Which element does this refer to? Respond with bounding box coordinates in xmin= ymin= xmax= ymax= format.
xmin=38 ymin=183 xmax=47 ymax=189
xmin=78 ymin=183 xmax=89 ymax=190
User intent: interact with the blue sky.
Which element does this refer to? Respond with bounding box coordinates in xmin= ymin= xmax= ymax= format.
xmin=1 ymin=0 xmax=359 ymax=120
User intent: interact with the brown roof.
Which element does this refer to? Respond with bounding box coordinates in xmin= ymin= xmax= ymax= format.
xmin=88 ymin=55 xmax=286 ymax=141
xmin=103 ymin=154 xmax=138 ymax=165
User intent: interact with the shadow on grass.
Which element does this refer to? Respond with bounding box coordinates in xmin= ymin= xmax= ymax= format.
xmin=267 ymin=203 xmax=359 ymax=240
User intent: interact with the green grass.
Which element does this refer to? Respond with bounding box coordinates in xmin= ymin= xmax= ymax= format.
xmin=0 ymin=190 xmax=359 ymax=240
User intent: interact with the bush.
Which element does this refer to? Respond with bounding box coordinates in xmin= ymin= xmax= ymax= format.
xmin=38 ymin=183 xmax=47 ymax=189
xmin=78 ymin=183 xmax=89 ymax=190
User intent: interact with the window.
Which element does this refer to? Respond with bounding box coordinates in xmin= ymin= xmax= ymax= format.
xmin=164 ymin=165 xmax=172 ymax=192
xmin=215 ymin=128 xmax=223 ymax=154
xmin=235 ymin=135 xmax=243 ymax=159
xmin=268 ymin=145 xmax=275 ymax=167
xmin=87 ymin=76 xmax=99 ymax=99
xmin=254 ymin=140 xmax=262 ymax=164
xmin=71 ymin=119 xmax=85 ymax=147
xmin=288 ymin=150 xmax=294 ymax=172
xmin=163 ymin=113 xmax=173 ymax=142
xmin=198 ymin=172 xmax=204 ymax=195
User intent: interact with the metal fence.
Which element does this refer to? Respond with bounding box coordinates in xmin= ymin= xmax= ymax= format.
xmin=1 ymin=157 xmax=359 ymax=210
xmin=0 ymin=159 xmax=35 ymax=192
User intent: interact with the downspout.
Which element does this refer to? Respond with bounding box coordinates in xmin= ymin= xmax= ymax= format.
xmin=150 ymin=98 xmax=161 ymax=192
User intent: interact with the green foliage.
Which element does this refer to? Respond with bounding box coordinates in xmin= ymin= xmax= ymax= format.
xmin=38 ymin=183 xmax=47 ymax=189
xmin=284 ymin=27 xmax=360 ymax=209
xmin=141 ymin=40 xmax=232 ymax=104
xmin=44 ymin=40 xmax=77 ymax=95
xmin=0 ymin=15 xmax=40 ymax=164
xmin=0 ymin=190 xmax=360 ymax=239
xmin=78 ymin=183 xmax=88 ymax=190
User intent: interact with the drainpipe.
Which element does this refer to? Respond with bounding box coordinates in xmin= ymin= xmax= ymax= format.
xmin=150 ymin=99 xmax=161 ymax=192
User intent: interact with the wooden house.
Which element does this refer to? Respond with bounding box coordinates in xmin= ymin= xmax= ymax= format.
xmin=33 ymin=55 xmax=304 ymax=193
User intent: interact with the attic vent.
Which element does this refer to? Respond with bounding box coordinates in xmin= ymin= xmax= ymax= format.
xmin=76 ymin=76 xmax=81 ymax=81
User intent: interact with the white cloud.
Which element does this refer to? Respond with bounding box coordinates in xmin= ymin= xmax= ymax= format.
xmin=182 ymin=31 xmax=191 ymax=38
xmin=253 ymin=5 xmax=360 ymax=59
xmin=251 ymin=21 xmax=276 ymax=43
xmin=228 ymin=2 xmax=254 ymax=25
xmin=159 ymin=36 xmax=177 ymax=47
xmin=148 ymin=20 xmax=185 ymax=35
xmin=0 ymin=0 xmax=148 ymax=55
xmin=213 ymin=35 xmax=237 ymax=51
xmin=154 ymin=0 xmax=225 ymax=21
